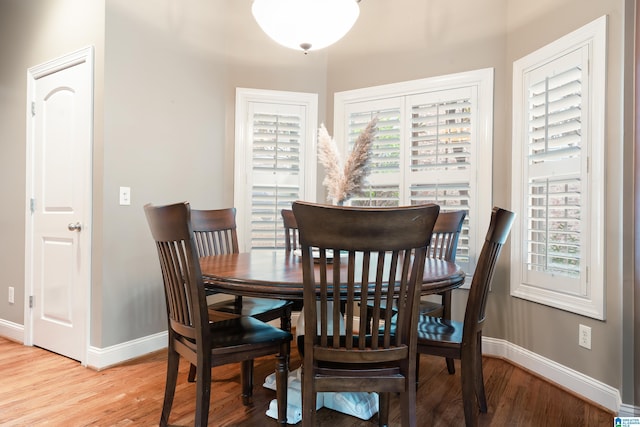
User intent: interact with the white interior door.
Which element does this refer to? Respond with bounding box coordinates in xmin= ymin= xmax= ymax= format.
xmin=25 ymin=47 xmax=93 ymax=363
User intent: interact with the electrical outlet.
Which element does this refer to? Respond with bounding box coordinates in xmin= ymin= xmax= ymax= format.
xmin=579 ymin=324 xmax=591 ymax=349
xmin=8 ymin=286 xmax=14 ymax=304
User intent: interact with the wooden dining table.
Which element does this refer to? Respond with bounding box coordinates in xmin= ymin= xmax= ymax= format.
xmin=200 ymin=250 xmax=466 ymax=300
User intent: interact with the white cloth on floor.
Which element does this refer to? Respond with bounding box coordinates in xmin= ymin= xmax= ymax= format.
xmin=265 ymin=305 xmax=378 ymax=422
xmin=264 ymin=367 xmax=378 ymax=422
xmin=323 ymin=391 xmax=379 ymax=420
xmin=266 ymin=399 xmax=303 ymax=425
xmin=263 ymin=367 xmax=323 ymax=410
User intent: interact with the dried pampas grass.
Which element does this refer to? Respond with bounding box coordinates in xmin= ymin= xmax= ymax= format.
xmin=318 ymin=117 xmax=378 ymax=205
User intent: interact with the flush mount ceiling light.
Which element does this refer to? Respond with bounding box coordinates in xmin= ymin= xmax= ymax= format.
xmin=252 ymin=0 xmax=360 ymax=53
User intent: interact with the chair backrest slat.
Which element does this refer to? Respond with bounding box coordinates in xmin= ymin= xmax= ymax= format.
xmin=281 ymin=209 xmax=299 ymax=251
xmin=293 ymin=201 xmax=440 ymax=365
xmin=428 ymin=210 xmax=466 ymax=261
xmin=191 ymin=208 xmax=239 ymax=256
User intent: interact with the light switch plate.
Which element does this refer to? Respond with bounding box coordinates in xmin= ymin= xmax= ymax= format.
xmin=119 ymin=187 xmax=131 ymax=206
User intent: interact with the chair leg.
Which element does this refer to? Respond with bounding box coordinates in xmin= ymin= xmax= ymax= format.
xmin=240 ymin=359 xmax=254 ymax=405
xmin=301 ymin=368 xmax=315 ymax=427
xmin=441 ymin=291 xmax=456 ymax=375
xmin=280 ymin=306 xmax=293 ymax=332
xmin=474 ymin=338 xmax=487 ymax=413
xmin=160 ymin=348 xmax=180 ymax=427
xmin=446 ymin=357 xmax=456 ymax=374
xmin=460 ymin=349 xmax=479 ymax=427
xmin=194 ymin=353 xmax=212 ymax=427
xmin=399 ymin=386 xmax=417 ymax=427
xmin=275 ymin=346 xmax=289 ymax=426
xmin=378 ymin=392 xmax=390 ymax=427
xmin=365 ymin=310 xmax=373 ymax=334
xmin=188 ymin=363 xmax=196 ymax=382
xmin=415 ymin=354 xmax=421 ymax=390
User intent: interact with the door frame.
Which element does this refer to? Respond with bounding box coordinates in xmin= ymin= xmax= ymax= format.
xmin=24 ymin=46 xmax=94 ymax=364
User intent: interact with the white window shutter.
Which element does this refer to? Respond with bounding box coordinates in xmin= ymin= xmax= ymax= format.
xmin=406 ymin=87 xmax=477 ymax=274
xmin=523 ymin=52 xmax=585 ymax=294
xmin=235 ymin=89 xmax=318 ymax=252
xmin=511 ymin=16 xmax=606 ymax=319
xmin=334 ymin=70 xmax=493 ymax=278
xmin=250 ymin=109 xmax=303 ymax=249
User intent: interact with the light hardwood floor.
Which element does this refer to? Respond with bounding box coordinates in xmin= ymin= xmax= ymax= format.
xmin=0 ymin=336 xmax=614 ymax=426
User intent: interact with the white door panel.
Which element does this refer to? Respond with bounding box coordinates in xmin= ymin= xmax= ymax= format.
xmin=26 ymin=47 xmax=93 ymax=363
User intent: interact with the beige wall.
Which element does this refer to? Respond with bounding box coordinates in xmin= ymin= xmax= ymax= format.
xmin=0 ymin=0 xmax=636 ymax=409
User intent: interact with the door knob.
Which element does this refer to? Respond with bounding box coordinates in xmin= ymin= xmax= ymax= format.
xmin=67 ymin=222 xmax=82 ymax=231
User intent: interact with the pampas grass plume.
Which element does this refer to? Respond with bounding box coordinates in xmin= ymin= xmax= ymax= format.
xmin=317 ymin=117 xmax=378 ymax=205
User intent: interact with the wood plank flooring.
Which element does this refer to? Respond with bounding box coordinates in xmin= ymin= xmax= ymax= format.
xmin=0 ymin=336 xmax=614 ymax=426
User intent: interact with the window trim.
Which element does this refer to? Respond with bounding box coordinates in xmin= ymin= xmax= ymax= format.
xmin=234 ymin=88 xmax=318 ymax=251
xmin=334 ymin=68 xmax=494 ymax=284
xmin=510 ymin=15 xmax=607 ymax=320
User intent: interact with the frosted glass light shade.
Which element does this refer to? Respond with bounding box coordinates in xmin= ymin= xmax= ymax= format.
xmin=252 ymin=0 xmax=360 ymax=52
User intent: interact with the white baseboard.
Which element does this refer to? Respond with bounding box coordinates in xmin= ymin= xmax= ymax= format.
xmin=618 ymin=403 xmax=640 ymax=417
xmin=0 ymin=319 xmax=24 ymax=343
xmin=483 ymin=336 xmax=622 ymax=414
xmin=86 ymin=331 xmax=167 ymax=370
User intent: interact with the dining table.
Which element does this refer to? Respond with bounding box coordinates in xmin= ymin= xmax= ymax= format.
xmin=200 ymin=249 xmax=466 ymax=300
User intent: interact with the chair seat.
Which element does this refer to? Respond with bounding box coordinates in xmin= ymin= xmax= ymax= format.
xmin=209 ymin=316 xmax=293 ymax=351
xmin=417 ymin=315 xmax=463 ymax=345
xmin=362 ymin=297 xmax=445 ymax=330
xmin=207 ymin=297 xmax=293 ymax=322
xmin=418 ymin=299 xmax=444 ymax=317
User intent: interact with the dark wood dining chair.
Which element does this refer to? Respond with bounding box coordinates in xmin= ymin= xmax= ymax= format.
xmin=144 ymin=202 xmax=291 ymax=427
xmin=188 ymin=207 xmax=294 ymax=382
xmin=365 ymin=210 xmax=466 ymax=374
xmin=418 ymin=210 xmax=466 ymax=374
xmin=281 ymin=208 xmax=299 ymax=252
xmin=416 ymin=207 xmax=515 ymax=427
xmin=293 ymin=201 xmax=440 ymax=427
xmin=191 ymin=207 xmax=294 ymax=330
xmin=281 ymin=208 xmax=304 ymax=312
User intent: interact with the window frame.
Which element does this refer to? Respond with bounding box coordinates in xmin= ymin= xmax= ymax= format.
xmin=510 ymin=16 xmax=607 ymax=320
xmin=333 ymin=69 xmax=494 ymax=282
xmin=234 ymin=88 xmax=318 ymax=252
